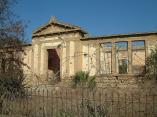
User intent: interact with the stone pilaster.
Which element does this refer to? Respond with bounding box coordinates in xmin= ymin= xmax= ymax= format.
xmin=38 ymin=43 xmax=41 ymax=75
xmin=66 ymin=41 xmax=70 ymax=76
xmin=145 ymin=40 xmax=149 ymax=58
xmin=69 ymin=41 xmax=75 ymax=76
xmin=31 ymin=47 xmax=34 ymax=73
xmin=128 ymin=41 xmax=132 ymax=74
xmin=41 ymin=48 xmax=48 ymax=80
xmin=33 ymin=44 xmax=39 ymax=74
xmin=74 ymin=41 xmax=82 ymax=73
xmin=111 ymin=41 xmax=116 ymax=74
xmin=96 ymin=43 xmax=100 ymax=75
xmin=60 ymin=45 xmax=63 ymax=79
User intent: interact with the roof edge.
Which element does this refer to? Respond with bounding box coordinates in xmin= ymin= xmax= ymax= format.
xmin=81 ymin=31 xmax=157 ymax=40
xmin=33 ymin=17 xmax=82 ymax=34
xmin=32 ymin=29 xmax=87 ymax=38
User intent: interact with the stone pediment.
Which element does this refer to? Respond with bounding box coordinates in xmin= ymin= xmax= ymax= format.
xmin=33 ymin=17 xmax=83 ymax=36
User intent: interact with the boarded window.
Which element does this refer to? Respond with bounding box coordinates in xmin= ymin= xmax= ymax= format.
xmin=132 ymin=40 xmax=145 ymax=74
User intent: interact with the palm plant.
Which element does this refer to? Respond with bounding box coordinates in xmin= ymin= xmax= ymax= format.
xmin=72 ymin=71 xmax=96 ymax=89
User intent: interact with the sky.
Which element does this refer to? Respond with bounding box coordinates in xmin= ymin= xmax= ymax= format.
xmin=13 ymin=0 xmax=157 ymax=42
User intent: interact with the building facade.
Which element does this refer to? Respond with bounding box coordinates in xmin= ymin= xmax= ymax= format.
xmin=23 ymin=17 xmax=157 ymax=84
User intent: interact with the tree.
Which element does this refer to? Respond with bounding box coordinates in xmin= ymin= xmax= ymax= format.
xmin=0 ymin=0 xmax=27 ymax=99
xmin=0 ymin=0 xmax=25 ymax=45
xmin=0 ymin=0 xmax=27 ymax=113
xmin=145 ymin=45 xmax=157 ymax=80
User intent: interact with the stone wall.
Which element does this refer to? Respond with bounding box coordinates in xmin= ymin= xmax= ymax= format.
xmin=56 ymin=75 xmax=157 ymax=94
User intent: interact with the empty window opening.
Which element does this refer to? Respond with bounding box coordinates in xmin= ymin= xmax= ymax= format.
xmin=116 ymin=41 xmax=128 ymax=51
xmin=118 ymin=59 xmax=128 ymax=74
xmin=132 ymin=40 xmax=145 ymax=74
xmin=132 ymin=40 xmax=145 ymax=50
xmin=100 ymin=42 xmax=112 ymax=74
xmin=115 ymin=42 xmax=128 ymax=74
xmin=47 ymin=49 xmax=60 ymax=81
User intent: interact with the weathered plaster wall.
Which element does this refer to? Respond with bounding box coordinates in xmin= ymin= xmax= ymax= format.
xmin=81 ymin=35 xmax=157 ymax=76
xmin=147 ymin=39 xmax=157 ymax=54
xmin=22 ymin=46 xmax=32 ymax=74
xmin=82 ymin=44 xmax=88 ymax=72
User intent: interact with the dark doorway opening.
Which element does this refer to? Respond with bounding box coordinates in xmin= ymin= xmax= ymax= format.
xmin=47 ymin=49 xmax=60 ymax=82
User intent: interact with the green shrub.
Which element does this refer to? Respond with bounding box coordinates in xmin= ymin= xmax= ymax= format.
xmin=145 ymin=45 xmax=157 ymax=80
xmin=0 ymin=72 xmax=27 ymax=99
xmin=72 ymin=71 xmax=96 ymax=89
xmin=0 ymin=68 xmax=27 ymax=114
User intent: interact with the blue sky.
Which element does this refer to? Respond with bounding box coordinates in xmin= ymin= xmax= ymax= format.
xmin=13 ymin=0 xmax=157 ymax=42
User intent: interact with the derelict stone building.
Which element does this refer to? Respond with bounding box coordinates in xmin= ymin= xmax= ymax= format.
xmin=22 ymin=17 xmax=157 ymax=85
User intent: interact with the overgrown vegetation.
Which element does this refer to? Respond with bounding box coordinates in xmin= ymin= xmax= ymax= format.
xmin=72 ymin=71 xmax=96 ymax=89
xmin=0 ymin=0 xmax=27 ymax=114
xmin=145 ymin=45 xmax=157 ymax=80
xmin=0 ymin=71 xmax=27 ymax=98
